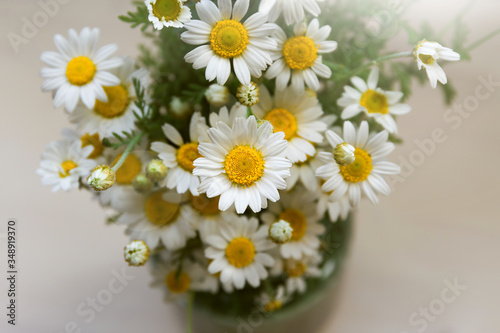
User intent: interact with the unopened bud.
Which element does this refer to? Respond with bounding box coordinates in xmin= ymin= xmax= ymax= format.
xmin=269 ymin=220 xmax=293 ymax=244
xmin=237 ymin=82 xmax=260 ymax=107
xmin=132 ymin=173 xmax=154 ymax=193
xmin=146 ymin=159 xmax=168 ymax=182
xmin=124 ymin=240 xmax=150 ymax=266
xmin=334 ymin=142 xmax=356 ymax=166
xmin=205 ymin=84 xmax=229 ymax=107
xmin=87 ymin=165 xmax=115 ymax=191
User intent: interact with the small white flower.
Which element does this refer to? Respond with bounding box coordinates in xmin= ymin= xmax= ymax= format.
xmin=87 ymin=165 xmax=116 ymax=191
xmin=124 ymin=240 xmax=150 ymax=266
xmin=334 ymin=142 xmax=355 ymax=166
xmin=316 ymin=187 xmax=351 ymax=222
xmin=269 ymin=220 xmax=293 ymax=244
xmin=37 ymin=139 xmax=96 ymax=192
xmin=205 ymin=216 xmax=275 ymax=290
xmin=284 ymin=256 xmax=322 ymax=295
xmin=414 ymin=40 xmax=460 ymax=88
xmin=145 ymin=0 xmax=192 ymax=29
xmin=259 ymin=0 xmax=324 ymax=25
xmin=237 ymin=82 xmax=260 ymax=107
xmin=267 ymin=19 xmax=337 ymax=93
xmin=146 ymin=159 xmax=168 ymax=182
xmin=169 ymin=96 xmax=191 ymax=118
xmin=205 ymin=84 xmax=230 ymax=107
xmin=316 ymin=121 xmax=400 ymax=206
xmin=286 ymin=154 xmax=322 ymax=192
xmin=208 ymin=103 xmax=247 ymax=127
xmin=40 ymin=27 xmax=123 ymax=112
xmin=181 ymin=0 xmax=278 ymax=85
xmin=256 ymin=285 xmax=290 ymax=312
xmin=194 ymin=116 xmax=292 ymax=214
xmin=338 ymin=67 xmax=411 ymax=134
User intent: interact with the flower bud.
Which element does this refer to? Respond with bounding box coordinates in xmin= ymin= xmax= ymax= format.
xmin=87 ymin=165 xmax=115 ymax=191
xmin=334 ymin=142 xmax=356 ymax=166
xmin=169 ymin=96 xmax=191 ymax=119
xmin=124 ymin=240 xmax=150 ymax=267
xmin=269 ymin=220 xmax=293 ymax=244
xmin=146 ymin=159 xmax=168 ymax=182
xmin=132 ymin=173 xmax=154 ymax=193
xmin=237 ymin=82 xmax=260 ymax=107
xmin=205 ymin=84 xmax=229 ymax=107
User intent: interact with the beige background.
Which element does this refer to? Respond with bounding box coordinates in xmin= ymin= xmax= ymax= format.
xmin=0 ymin=0 xmax=499 ymax=332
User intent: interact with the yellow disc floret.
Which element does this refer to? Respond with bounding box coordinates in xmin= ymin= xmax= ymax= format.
xmin=419 ymin=53 xmax=435 ymax=65
xmin=59 ymin=160 xmax=78 ymax=178
xmin=66 ymin=56 xmax=96 ymax=86
xmin=191 ymin=194 xmax=220 ymax=215
xmin=360 ymin=89 xmax=389 ymax=114
xmin=210 ymin=20 xmax=249 ymax=58
xmin=144 ymin=191 xmax=180 ymax=226
xmin=226 ymin=237 xmax=256 ymax=268
xmin=94 ymin=85 xmax=130 ymax=118
xmin=80 ymin=133 xmax=104 ymax=159
xmin=152 ymin=0 xmax=181 ymax=21
xmin=224 ymin=146 xmax=265 ymax=187
xmin=177 ymin=143 xmax=202 ymax=172
xmin=283 ymin=36 xmax=318 ymax=70
xmin=339 ymin=148 xmax=373 ymax=183
xmin=113 ymin=153 xmax=142 ymax=185
xmin=264 ymin=108 xmax=298 ymax=140
xmin=264 ymin=300 xmax=283 ymax=312
xmin=165 ymin=271 xmax=191 ymax=294
xmin=279 ymin=209 xmax=307 ymax=241
xmin=285 ymin=260 xmax=307 ymax=278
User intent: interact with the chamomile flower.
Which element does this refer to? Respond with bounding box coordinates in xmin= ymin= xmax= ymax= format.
xmin=151 ymin=112 xmax=206 ymax=196
xmin=316 ymin=121 xmax=400 ymax=206
xmin=259 ymin=0 xmax=324 ymax=25
xmin=61 ymin=128 xmax=107 ymax=164
xmin=266 ymin=19 xmax=337 ymax=93
xmin=414 ymin=40 xmax=460 ymax=88
xmin=37 ymin=139 xmax=96 ymax=192
xmin=205 ymin=216 xmax=275 ymax=289
xmin=181 ymin=0 xmax=278 ymax=85
xmin=145 ymin=0 xmax=192 ymax=30
xmin=286 ymin=154 xmax=322 ymax=192
xmin=194 ymin=116 xmax=292 ymax=214
xmin=284 ymin=256 xmax=322 ymax=295
xmin=116 ymin=190 xmax=197 ymax=250
xmin=316 ymin=189 xmax=351 ymax=222
xmin=261 ymin=190 xmax=325 ymax=260
xmin=338 ymin=67 xmax=411 ymax=134
xmin=256 ymin=286 xmax=290 ymax=313
xmin=208 ymin=103 xmax=247 ymax=128
xmin=252 ymin=85 xmax=327 ymax=163
xmin=40 ymin=27 xmax=123 ymax=112
xmin=69 ymin=57 xmax=150 ymax=138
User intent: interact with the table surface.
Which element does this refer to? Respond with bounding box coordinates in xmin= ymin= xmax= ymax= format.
xmin=0 ymin=0 xmax=499 ymax=332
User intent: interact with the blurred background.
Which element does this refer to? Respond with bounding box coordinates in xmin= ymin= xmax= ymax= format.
xmin=0 ymin=0 xmax=499 ymax=332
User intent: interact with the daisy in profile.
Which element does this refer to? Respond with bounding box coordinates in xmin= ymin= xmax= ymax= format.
xmin=259 ymin=0 xmax=324 ymax=25
xmin=316 ymin=121 xmax=400 ymax=207
xmin=204 ymin=216 xmax=275 ymax=289
xmin=252 ymin=85 xmax=327 ymax=163
xmin=414 ymin=40 xmax=460 ymax=88
xmin=338 ymin=67 xmax=411 ymax=134
xmin=40 ymin=27 xmax=123 ymax=112
xmin=181 ymin=0 xmax=278 ymax=85
xmin=116 ymin=189 xmax=197 ymax=250
xmin=194 ymin=116 xmax=291 ymax=214
xmin=284 ymin=256 xmax=322 ymax=295
xmin=151 ymin=112 xmax=206 ymax=196
xmin=256 ymin=285 xmax=290 ymax=313
xmin=37 ymin=139 xmax=96 ymax=192
xmin=266 ymin=19 xmax=337 ymax=93
xmin=261 ymin=190 xmax=325 ymax=260
xmin=69 ymin=57 xmax=150 ymax=138
xmin=145 ymin=0 xmax=191 ymax=29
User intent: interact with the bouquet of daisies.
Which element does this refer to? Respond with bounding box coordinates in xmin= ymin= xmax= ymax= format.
xmin=37 ymin=0 xmax=480 ymax=329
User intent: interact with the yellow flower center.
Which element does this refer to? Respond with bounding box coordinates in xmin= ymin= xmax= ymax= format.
xmin=177 ymin=143 xmax=202 ymax=172
xmin=112 ymin=153 xmax=142 ymax=185
xmin=226 ymin=237 xmax=255 ymax=268
xmin=80 ymin=133 xmax=104 ymax=159
xmin=165 ymin=271 xmax=191 ymax=294
xmin=283 ymin=36 xmax=318 ymax=70
xmin=66 ymin=56 xmax=96 ymax=86
xmin=94 ymin=85 xmax=130 ymax=118
xmin=285 ymin=260 xmax=307 ymax=278
xmin=419 ymin=53 xmax=435 ymax=65
xmin=224 ymin=146 xmax=265 ymax=187
xmin=210 ymin=20 xmax=249 ymax=58
xmin=264 ymin=300 xmax=283 ymax=312
xmin=264 ymin=108 xmax=298 ymax=140
xmin=360 ymin=89 xmax=389 ymax=115
xmin=279 ymin=209 xmax=307 ymax=241
xmin=59 ymin=160 xmax=78 ymax=178
xmin=339 ymin=148 xmax=373 ymax=183
xmin=144 ymin=191 xmax=180 ymax=226
xmin=191 ymin=194 xmax=220 ymax=215
xmin=151 ymin=0 xmax=181 ymax=21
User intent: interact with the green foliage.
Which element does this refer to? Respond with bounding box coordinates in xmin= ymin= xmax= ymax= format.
xmin=118 ymin=1 xmax=152 ymax=31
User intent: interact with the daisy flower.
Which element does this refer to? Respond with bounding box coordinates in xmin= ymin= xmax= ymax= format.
xmin=284 ymin=256 xmax=322 ymax=294
xmin=252 ymin=85 xmax=327 ymax=163
xmin=316 ymin=121 xmax=400 ymax=206
xmin=181 ymin=0 xmax=278 ymax=85
xmin=256 ymin=285 xmax=290 ymax=313
xmin=116 ymin=189 xmax=197 ymax=250
xmin=261 ymin=190 xmax=325 ymax=260
xmin=316 ymin=188 xmax=351 ymax=222
xmin=193 ymin=116 xmax=292 ymax=214
xmin=145 ymin=0 xmax=191 ymax=30
xmin=151 ymin=112 xmax=207 ymax=196
xmin=338 ymin=67 xmax=411 ymax=134
xmin=266 ymin=19 xmax=337 ymax=93
xmin=40 ymin=27 xmax=123 ymax=112
xmin=414 ymin=40 xmax=460 ymax=88
xmin=259 ymin=0 xmax=324 ymax=25
xmin=286 ymin=154 xmax=322 ymax=192
xmin=204 ymin=216 xmax=275 ymax=290
xmin=69 ymin=57 xmax=150 ymax=138
xmin=61 ymin=128 xmax=107 ymax=164
xmin=37 ymin=139 xmax=96 ymax=192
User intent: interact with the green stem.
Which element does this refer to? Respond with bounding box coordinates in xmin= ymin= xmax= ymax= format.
xmin=186 ymin=292 xmax=194 ymax=333
xmin=350 ymin=50 xmax=414 ymax=76
xmin=246 ymin=106 xmax=253 ymax=118
xmin=466 ymin=27 xmax=500 ymax=52
xmin=111 ymin=131 xmax=145 ymax=172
